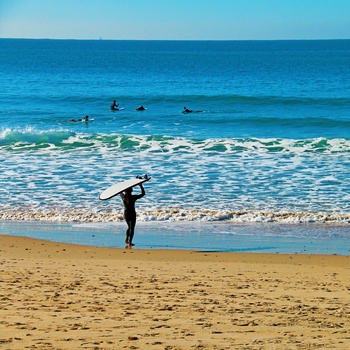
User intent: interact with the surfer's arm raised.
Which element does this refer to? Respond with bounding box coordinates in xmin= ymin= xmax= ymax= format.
xmin=135 ymin=184 xmax=145 ymax=200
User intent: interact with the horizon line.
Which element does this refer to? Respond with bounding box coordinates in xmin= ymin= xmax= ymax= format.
xmin=1 ymin=37 xmax=350 ymax=42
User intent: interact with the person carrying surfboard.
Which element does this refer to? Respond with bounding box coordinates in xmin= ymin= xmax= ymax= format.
xmin=120 ymin=183 xmax=145 ymax=247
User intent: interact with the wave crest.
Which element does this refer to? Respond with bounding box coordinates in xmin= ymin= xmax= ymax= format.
xmin=2 ymin=127 xmax=350 ymax=154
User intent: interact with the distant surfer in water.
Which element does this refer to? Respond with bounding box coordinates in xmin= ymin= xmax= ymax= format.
xmin=69 ymin=115 xmax=89 ymax=122
xmin=182 ymin=107 xmax=193 ymax=114
xmin=120 ymin=184 xmax=145 ymax=247
xmin=110 ymin=100 xmax=119 ymax=111
xmin=182 ymin=107 xmax=203 ymax=114
xmin=135 ymin=105 xmax=146 ymax=111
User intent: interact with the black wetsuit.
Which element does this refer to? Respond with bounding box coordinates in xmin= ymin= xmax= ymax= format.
xmin=120 ymin=186 xmax=145 ymax=245
xmin=110 ymin=101 xmax=119 ymax=110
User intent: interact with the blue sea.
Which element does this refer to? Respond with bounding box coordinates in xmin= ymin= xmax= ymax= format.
xmin=1 ymin=39 xmax=349 ymax=254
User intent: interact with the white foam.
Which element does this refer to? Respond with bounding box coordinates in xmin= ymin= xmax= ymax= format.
xmin=1 ymin=133 xmax=350 ymax=220
xmin=1 ymin=209 xmax=350 ymax=225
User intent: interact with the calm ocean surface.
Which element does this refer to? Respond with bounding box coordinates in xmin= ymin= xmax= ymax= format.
xmin=1 ymin=39 xmax=349 ymax=253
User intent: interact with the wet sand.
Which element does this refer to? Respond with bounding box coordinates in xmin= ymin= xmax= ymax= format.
xmin=1 ymin=234 xmax=349 ymax=349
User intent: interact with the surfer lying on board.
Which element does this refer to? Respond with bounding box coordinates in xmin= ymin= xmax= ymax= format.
xmin=182 ymin=107 xmax=193 ymax=113
xmin=120 ymin=183 xmax=145 ymax=247
xmin=110 ymin=100 xmax=119 ymax=111
xmin=182 ymin=107 xmax=203 ymax=114
xmin=69 ymin=115 xmax=89 ymax=122
xmin=135 ymin=105 xmax=146 ymax=111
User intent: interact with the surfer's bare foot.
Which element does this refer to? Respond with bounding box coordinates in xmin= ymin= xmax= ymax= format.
xmin=125 ymin=239 xmax=129 ymax=244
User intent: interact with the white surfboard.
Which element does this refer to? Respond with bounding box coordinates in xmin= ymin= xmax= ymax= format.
xmin=99 ymin=176 xmax=151 ymax=200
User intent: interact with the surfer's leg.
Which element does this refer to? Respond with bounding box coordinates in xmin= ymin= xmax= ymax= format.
xmin=125 ymin=222 xmax=132 ymax=244
xmin=125 ymin=218 xmax=132 ymax=244
xmin=125 ymin=228 xmax=130 ymax=244
xmin=124 ymin=211 xmax=132 ymax=244
xmin=128 ymin=219 xmax=136 ymax=245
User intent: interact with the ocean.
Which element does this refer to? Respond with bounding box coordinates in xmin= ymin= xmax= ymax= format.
xmin=1 ymin=39 xmax=349 ymax=254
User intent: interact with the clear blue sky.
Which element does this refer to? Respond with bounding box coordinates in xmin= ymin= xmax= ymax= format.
xmin=1 ymin=0 xmax=349 ymax=40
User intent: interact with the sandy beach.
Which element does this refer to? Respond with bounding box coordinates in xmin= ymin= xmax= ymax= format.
xmin=0 ymin=235 xmax=349 ymax=349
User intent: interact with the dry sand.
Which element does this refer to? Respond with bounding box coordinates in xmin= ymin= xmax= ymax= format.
xmin=0 ymin=234 xmax=349 ymax=349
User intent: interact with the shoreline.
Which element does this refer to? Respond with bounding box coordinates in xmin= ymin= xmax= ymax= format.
xmin=1 ymin=233 xmax=349 ymax=262
xmin=1 ymin=220 xmax=349 ymax=256
xmin=1 ymin=234 xmax=349 ymax=349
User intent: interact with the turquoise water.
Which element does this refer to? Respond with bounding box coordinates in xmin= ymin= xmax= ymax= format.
xmin=1 ymin=39 xmax=350 ymax=253
xmin=1 ymin=221 xmax=349 ymax=255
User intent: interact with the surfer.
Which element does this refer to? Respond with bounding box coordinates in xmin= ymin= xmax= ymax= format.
xmin=69 ymin=115 xmax=89 ymax=122
xmin=120 ymin=184 xmax=145 ymax=247
xmin=182 ymin=107 xmax=193 ymax=114
xmin=182 ymin=107 xmax=203 ymax=114
xmin=110 ymin=100 xmax=119 ymax=111
xmin=135 ymin=105 xmax=146 ymax=111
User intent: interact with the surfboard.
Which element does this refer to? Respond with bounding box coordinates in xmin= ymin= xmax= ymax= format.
xmin=111 ymin=108 xmax=124 ymax=111
xmin=99 ymin=176 xmax=151 ymax=200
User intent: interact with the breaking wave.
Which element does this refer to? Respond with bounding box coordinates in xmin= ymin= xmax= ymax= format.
xmin=1 ymin=209 xmax=350 ymax=224
xmin=2 ymin=128 xmax=350 ymax=154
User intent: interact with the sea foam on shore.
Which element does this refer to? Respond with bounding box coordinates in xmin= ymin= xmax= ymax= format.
xmin=1 ymin=209 xmax=350 ymax=224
